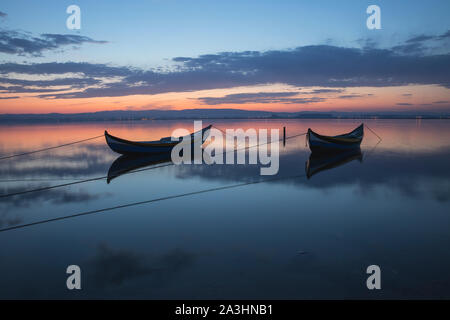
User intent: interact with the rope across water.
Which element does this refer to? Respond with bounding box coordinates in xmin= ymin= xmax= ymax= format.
xmin=0 ymin=172 xmax=307 ymax=233
xmin=0 ymin=134 xmax=105 ymax=161
xmin=0 ymin=129 xmax=307 ymax=199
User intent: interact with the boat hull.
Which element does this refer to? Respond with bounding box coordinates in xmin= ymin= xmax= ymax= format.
xmin=307 ymin=124 xmax=364 ymax=153
xmin=105 ymin=125 xmax=211 ymax=155
xmin=105 ymin=134 xmax=175 ymax=155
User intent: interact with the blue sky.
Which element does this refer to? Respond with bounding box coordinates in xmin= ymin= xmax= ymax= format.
xmin=1 ymin=0 xmax=449 ymax=66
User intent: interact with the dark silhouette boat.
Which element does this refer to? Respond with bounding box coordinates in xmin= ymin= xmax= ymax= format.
xmin=105 ymin=125 xmax=212 ymax=155
xmin=307 ymin=124 xmax=363 ymax=153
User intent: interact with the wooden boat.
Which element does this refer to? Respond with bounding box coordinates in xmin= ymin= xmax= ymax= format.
xmin=105 ymin=125 xmax=212 ymax=155
xmin=305 ymin=148 xmax=363 ymax=179
xmin=307 ymin=124 xmax=363 ymax=153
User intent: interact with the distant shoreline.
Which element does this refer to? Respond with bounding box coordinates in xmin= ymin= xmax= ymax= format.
xmin=0 ymin=108 xmax=448 ymax=123
xmin=0 ymin=117 xmax=449 ymax=125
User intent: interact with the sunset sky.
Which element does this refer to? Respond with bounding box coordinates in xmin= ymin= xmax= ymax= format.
xmin=0 ymin=0 xmax=449 ymax=114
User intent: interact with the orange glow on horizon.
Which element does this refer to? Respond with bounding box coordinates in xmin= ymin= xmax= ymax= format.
xmin=0 ymin=84 xmax=449 ymax=114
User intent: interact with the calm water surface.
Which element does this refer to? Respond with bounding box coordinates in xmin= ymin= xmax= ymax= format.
xmin=0 ymin=119 xmax=449 ymax=299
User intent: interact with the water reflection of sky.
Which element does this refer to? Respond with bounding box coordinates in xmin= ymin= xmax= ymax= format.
xmin=0 ymin=119 xmax=449 ymax=299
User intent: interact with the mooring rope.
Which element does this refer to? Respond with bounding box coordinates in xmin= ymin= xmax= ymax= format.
xmin=365 ymin=124 xmax=382 ymax=142
xmin=0 ymin=172 xmax=307 ymax=233
xmin=0 ymin=178 xmax=89 ymax=182
xmin=0 ymin=162 xmax=174 ymax=199
xmin=0 ymin=130 xmax=307 ymax=199
xmin=0 ymin=134 xmax=104 ymax=161
xmin=211 ymin=125 xmax=307 ymax=150
xmin=359 ymin=123 xmax=382 ymax=161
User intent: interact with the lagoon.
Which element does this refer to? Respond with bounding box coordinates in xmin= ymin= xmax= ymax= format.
xmin=0 ymin=119 xmax=449 ymax=299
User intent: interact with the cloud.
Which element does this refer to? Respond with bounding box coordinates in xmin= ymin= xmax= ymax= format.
xmin=305 ymin=89 xmax=344 ymax=94
xmin=0 ymin=85 xmax=71 ymax=93
xmin=355 ymin=38 xmax=378 ymax=50
xmin=409 ymin=30 xmax=450 ymax=43
xmin=197 ymin=91 xmax=325 ymax=105
xmin=391 ymin=42 xmax=426 ymax=55
xmin=0 ymin=76 xmax=101 ymax=86
xmin=405 ymin=35 xmax=435 ymax=43
xmin=0 ymin=76 xmax=101 ymax=93
xmin=0 ymin=63 xmax=122 ymax=94
xmin=0 ymin=143 xmax=114 ymax=178
xmin=44 ymin=45 xmax=450 ymax=99
xmin=396 ymin=103 xmax=413 ymax=106
xmin=0 ymin=185 xmax=106 ymax=211
xmin=437 ymin=30 xmax=450 ymax=40
xmin=392 ymin=30 xmax=450 ymax=55
xmin=0 ymin=62 xmax=129 ymax=76
xmin=0 ymin=11 xmax=7 ymax=18
xmin=0 ymin=30 xmax=107 ymax=56
xmin=433 ymin=100 xmax=449 ymax=104
xmin=41 ymin=33 xmax=107 ymax=46
xmin=338 ymin=94 xmax=363 ymax=99
xmin=87 ymin=244 xmax=195 ymax=288
xmin=0 ymin=96 xmax=19 ymax=99
xmin=0 ymin=38 xmax=449 ymax=99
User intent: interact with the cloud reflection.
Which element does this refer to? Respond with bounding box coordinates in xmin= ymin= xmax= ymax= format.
xmin=87 ymin=244 xmax=196 ymax=289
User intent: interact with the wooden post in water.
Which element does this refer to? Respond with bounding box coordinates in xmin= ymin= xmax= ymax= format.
xmin=283 ymin=126 xmax=286 ymax=147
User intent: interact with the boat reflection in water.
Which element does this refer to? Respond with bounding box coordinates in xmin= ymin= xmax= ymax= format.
xmin=106 ymin=150 xmax=206 ymax=183
xmin=107 ymin=153 xmax=173 ymax=183
xmin=305 ymin=148 xmax=363 ymax=179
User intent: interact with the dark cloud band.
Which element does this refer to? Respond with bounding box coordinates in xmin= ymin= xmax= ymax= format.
xmin=0 ymin=30 xmax=107 ymax=56
xmin=0 ymin=42 xmax=449 ymax=100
